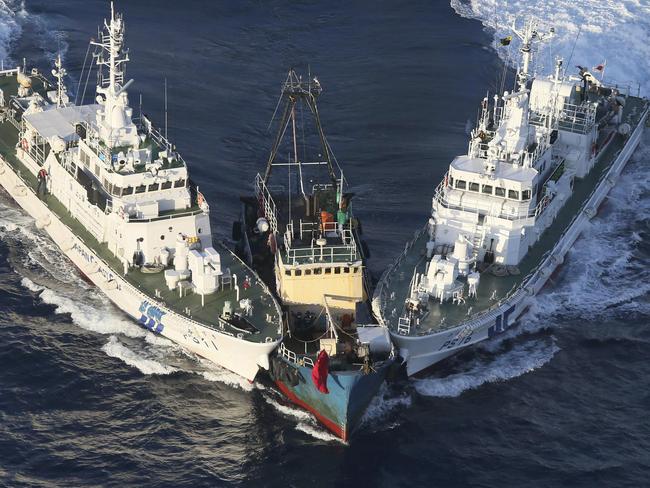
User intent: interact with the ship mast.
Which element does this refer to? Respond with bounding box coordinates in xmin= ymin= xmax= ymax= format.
xmin=90 ymin=2 xmax=138 ymax=148
xmin=263 ymin=70 xmax=337 ymax=186
xmin=511 ymin=18 xmax=554 ymax=91
xmin=51 ymin=54 xmax=67 ymax=108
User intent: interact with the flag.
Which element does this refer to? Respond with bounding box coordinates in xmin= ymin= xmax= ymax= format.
xmin=500 ymin=36 xmax=512 ymax=46
xmin=311 ymin=349 xmax=330 ymax=394
xmin=593 ymin=62 xmax=605 ymax=72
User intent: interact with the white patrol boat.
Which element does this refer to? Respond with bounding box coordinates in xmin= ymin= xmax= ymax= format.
xmin=0 ymin=4 xmax=283 ymax=381
xmin=373 ymin=19 xmax=649 ymax=376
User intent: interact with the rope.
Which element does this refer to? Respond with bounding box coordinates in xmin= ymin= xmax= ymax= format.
xmin=75 ymin=41 xmax=92 ymax=106
xmin=80 ymin=45 xmax=98 ymax=106
xmin=564 ymin=25 xmax=582 ymax=79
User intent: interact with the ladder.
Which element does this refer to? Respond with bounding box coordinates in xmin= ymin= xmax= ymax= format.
xmin=470 ymin=224 xmax=484 ymax=261
xmin=397 ymin=317 xmax=411 ymax=335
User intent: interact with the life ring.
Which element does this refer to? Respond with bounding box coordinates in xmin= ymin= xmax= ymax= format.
xmin=20 ymin=138 xmax=29 ymax=151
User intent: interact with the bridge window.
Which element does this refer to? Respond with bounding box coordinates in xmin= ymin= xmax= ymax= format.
xmin=174 ymin=179 xmax=186 ymax=188
xmin=482 ymin=184 xmax=493 ymax=195
xmin=135 ymin=184 xmax=146 ymax=194
xmin=522 ymin=189 xmax=532 ymax=200
xmin=334 ymin=267 xmax=341 ymax=274
xmin=344 ymin=267 xmax=350 ymax=273
xmin=121 ymin=186 xmax=133 ymax=196
xmin=469 ymin=182 xmax=479 ymax=192
xmin=456 ymin=180 xmax=466 ymax=190
xmin=448 ymin=176 xmax=454 ymax=187
xmin=295 ymin=269 xmax=302 ymax=276
xmin=508 ymin=189 xmax=519 ymax=200
xmin=148 ymin=183 xmax=159 ymax=192
xmin=495 ymin=187 xmax=506 ymax=197
xmin=325 ymin=268 xmax=331 ymax=274
xmin=314 ymin=268 xmax=322 ymax=275
xmin=305 ymin=269 xmax=312 ymax=276
xmin=285 ymin=270 xmax=291 ymax=276
xmin=161 ymin=181 xmax=172 ymax=190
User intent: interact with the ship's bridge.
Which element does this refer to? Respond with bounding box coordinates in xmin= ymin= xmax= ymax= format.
xmin=438 ymin=155 xmax=539 ymax=222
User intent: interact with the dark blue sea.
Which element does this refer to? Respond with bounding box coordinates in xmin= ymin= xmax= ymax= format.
xmin=0 ymin=1 xmax=649 ymax=486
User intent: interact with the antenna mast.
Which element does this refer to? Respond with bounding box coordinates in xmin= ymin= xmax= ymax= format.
xmin=263 ymin=70 xmax=337 ymax=185
xmin=51 ymin=54 xmax=67 ymax=108
xmin=90 ymin=2 xmax=138 ymax=148
xmin=512 ymin=18 xmax=555 ymax=91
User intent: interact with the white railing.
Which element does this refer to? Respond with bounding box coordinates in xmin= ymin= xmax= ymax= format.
xmin=284 ymin=218 xmax=358 ymax=264
xmin=285 ymin=241 xmax=358 ymax=264
xmin=557 ymin=102 xmax=597 ymax=134
xmin=278 ymin=343 xmax=315 ymax=367
xmin=433 ymin=181 xmax=536 ymax=221
xmin=254 ymin=173 xmax=278 ymax=233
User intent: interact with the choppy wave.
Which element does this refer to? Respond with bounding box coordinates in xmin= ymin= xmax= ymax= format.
xmin=414 ymin=338 xmax=560 ymax=397
xmin=262 ymin=393 xmax=346 ymax=443
xmin=359 ymin=383 xmax=412 ymax=431
xmin=450 ymin=0 xmax=650 ymax=94
xmin=102 ymin=335 xmax=179 ymax=376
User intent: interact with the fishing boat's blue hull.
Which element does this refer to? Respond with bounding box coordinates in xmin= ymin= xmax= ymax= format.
xmin=270 ymin=356 xmax=392 ymax=441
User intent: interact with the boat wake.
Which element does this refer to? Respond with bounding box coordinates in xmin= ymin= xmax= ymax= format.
xmin=450 ymin=0 xmax=650 ymax=94
xmin=359 ymin=383 xmax=412 ymax=432
xmin=262 ymin=392 xmax=346 ymax=444
xmin=414 ymin=338 xmax=560 ymax=398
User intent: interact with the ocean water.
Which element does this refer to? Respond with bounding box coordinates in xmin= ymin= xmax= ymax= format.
xmin=0 ymin=1 xmax=648 ymax=486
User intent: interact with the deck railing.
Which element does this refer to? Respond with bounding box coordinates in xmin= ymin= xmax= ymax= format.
xmin=433 ymin=180 xmax=537 ymax=221
xmin=284 ymin=220 xmax=358 ymax=265
xmin=254 ymin=173 xmax=278 ymax=234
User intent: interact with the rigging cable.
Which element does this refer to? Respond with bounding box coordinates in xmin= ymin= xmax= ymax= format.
xmin=75 ymin=40 xmax=92 ymax=105
xmin=80 ymin=45 xmax=98 ymax=106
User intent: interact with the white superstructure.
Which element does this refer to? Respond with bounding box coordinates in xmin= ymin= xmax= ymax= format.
xmin=0 ymin=4 xmax=283 ymax=381
xmin=373 ymin=18 xmax=648 ymax=376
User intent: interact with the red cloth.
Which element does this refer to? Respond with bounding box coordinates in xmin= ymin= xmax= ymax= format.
xmin=311 ymin=350 xmax=330 ymax=394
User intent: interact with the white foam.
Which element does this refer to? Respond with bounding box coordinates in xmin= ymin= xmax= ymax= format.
xmin=451 ymin=0 xmax=650 ymax=94
xmin=200 ymin=369 xmax=255 ymax=392
xmin=295 ymin=422 xmax=346 ymax=444
xmin=21 ymin=277 xmax=146 ymax=339
xmin=360 ymin=383 xmax=412 ymax=427
xmin=414 ymin=338 xmax=560 ymax=397
xmin=102 ymin=336 xmax=178 ymax=375
xmin=21 ymin=276 xmax=43 ymax=292
xmin=0 ymin=1 xmax=23 ymax=64
xmin=263 ymin=394 xmax=315 ymax=422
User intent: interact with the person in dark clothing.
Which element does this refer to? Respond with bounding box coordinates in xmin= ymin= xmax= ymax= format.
xmin=36 ymin=168 xmax=48 ymax=197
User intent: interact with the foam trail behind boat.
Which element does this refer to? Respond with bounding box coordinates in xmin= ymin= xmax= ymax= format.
xmin=450 ymin=0 xmax=650 ymax=94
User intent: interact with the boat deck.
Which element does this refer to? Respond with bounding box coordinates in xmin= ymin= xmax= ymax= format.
xmin=0 ymin=75 xmax=281 ymax=342
xmin=379 ymin=95 xmax=648 ymax=336
xmin=272 ymin=187 xmax=361 ymax=266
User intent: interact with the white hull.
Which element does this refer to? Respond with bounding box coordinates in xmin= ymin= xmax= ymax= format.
xmin=390 ymin=108 xmax=649 ymax=377
xmin=0 ymin=158 xmax=280 ymax=381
